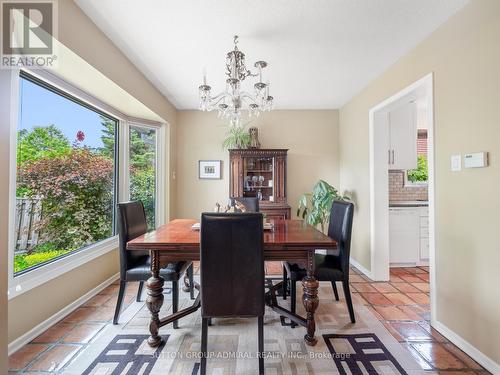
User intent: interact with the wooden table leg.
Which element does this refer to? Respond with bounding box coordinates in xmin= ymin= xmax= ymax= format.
xmin=146 ymin=250 xmax=164 ymax=347
xmin=182 ymin=273 xmax=190 ymax=292
xmin=302 ymin=250 xmax=319 ymax=346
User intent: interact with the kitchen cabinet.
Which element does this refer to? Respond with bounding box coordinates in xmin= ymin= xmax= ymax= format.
xmin=419 ymin=208 xmax=429 ymax=260
xmin=388 ymin=101 xmax=417 ymax=170
xmin=389 ymin=207 xmax=419 ymax=264
xmin=389 ymin=205 xmax=429 ymax=266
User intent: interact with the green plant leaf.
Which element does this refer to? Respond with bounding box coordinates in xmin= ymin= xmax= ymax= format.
xmin=222 ymin=124 xmax=252 ymax=150
xmin=296 ymin=179 xmax=352 ymax=233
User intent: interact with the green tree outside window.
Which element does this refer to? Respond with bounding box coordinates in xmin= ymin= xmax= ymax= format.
xmin=407 ymin=155 xmax=428 ymax=183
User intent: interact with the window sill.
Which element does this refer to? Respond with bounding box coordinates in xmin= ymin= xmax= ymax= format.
xmin=8 ymin=236 xmax=118 ymax=300
xmin=404 ymin=182 xmax=429 ymax=188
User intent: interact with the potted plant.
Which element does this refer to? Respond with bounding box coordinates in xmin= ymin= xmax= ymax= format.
xmin=222 ymin=124 xmax=251 ymax=150
xmin=297 ymin=180 xmax=350 ymax=233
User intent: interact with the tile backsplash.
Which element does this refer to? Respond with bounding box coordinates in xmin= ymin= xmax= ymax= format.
xmin=389 ymin=171 xmax=428 ymax=201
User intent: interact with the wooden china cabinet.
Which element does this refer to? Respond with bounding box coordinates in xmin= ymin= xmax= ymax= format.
xmin=229 ymin=149 xmax=291 ymax=219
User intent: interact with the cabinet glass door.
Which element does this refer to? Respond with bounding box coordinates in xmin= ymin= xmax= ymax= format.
xmin=243 ymin=157 xmax=274 ymax=202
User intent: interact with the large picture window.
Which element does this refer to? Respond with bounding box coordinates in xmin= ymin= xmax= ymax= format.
xmin=129 ymin=125 xmax=157 ymax=230
xmin=14 ymin=73 xmax=118 ymax=275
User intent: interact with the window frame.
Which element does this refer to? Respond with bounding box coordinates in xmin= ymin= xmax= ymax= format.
xmin=127 ymin=121 xmax=165 ymax=229
xmin=405 ymin=129 xmax=429 ymax=186
xmin=8 ymin=69 xmax=167 ymax=299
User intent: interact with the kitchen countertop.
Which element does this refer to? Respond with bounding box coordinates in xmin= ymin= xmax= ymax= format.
xmin=389 ymin=200 xmax=429 ymax=207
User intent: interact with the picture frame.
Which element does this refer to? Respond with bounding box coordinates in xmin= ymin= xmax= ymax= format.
xmin=198 ymin=160 xmax=222 ymax=179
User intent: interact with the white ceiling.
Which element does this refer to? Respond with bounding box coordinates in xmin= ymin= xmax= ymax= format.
xmin=75 ymin=0 xmax=468 ymax=110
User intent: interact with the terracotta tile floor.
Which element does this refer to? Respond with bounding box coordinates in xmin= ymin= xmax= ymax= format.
xmin=8 ymin=263 xmax=490 ymax=374
xmin=8 ymin=283 xmax=138 ymax=374
xmin=347 ymin=265 xmax=490 ymax=374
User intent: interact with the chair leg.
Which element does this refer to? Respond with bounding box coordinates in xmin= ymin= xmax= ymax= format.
xmin=343 ymin=280 xmax=356 ymax=323
xmin=172 ymin=280 xmax=179 ymax=329
xmin=331 ymin=281 xmax=339 ymax=301
xmin=136 ymin=281 xmax=144 ymax=302
xmin=282 ymin=265 xmax=287 ymax=300
xmin=200 ymin=317 xmax=208 ymax=375
xmin=187 ymin=264 xmax=195 ymax=300
xmin=290 ymin=280 xmax=297 ymax=328
xmin=258 ymin=315 xmax=264 ymax=375
xmin=113 ymin=280 xmax=127 ymax=325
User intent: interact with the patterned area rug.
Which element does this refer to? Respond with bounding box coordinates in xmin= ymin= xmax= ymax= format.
xmin=64 ymin=281 xmax=424 ymax=374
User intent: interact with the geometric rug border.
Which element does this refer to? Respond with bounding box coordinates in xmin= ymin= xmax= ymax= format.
xmin=323 ymin=332 xmax=409 ymax=375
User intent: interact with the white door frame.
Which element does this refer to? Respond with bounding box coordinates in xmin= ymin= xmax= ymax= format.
xmin=368 ymin=73 xmax=436 ymax=322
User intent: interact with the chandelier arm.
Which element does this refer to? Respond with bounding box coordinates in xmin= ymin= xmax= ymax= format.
xmin=239 ymin=96 xmax=255 ymax=107
xmin=209 ymin=92 xmax=232 ymax=103
xmin=246 ymin=70 xmax=259 ymax=78
xmin=239 ymin=92 xmax=259 ymax=103
xmin=241 ymin=97 xmax=254 ymax=107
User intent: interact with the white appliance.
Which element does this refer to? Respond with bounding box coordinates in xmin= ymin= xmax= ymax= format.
xmin=389 ymin=206 xmax=429 ymax=266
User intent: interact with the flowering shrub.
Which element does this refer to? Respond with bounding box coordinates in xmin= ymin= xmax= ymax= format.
xmin=18 ymin=148 xmax=114 ymax=250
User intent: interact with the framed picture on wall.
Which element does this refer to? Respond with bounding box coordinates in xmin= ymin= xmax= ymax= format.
xmin=198 ymin=160 xmax=222 ymax=179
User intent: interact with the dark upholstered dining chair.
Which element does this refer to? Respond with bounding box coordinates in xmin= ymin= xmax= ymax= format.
xmin=282 ymin=200 xmax=355 ymax=324
xmin=200 ymin=213 xmax=265 ymax=375
xmin=114 ymin=201 xmax=193 ymax=326
xmin=230 ymin=196 xmax=259 ymax=212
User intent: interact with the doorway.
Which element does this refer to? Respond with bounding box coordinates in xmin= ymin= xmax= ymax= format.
xmin=368 ymin=73 xmax=435 ymax=322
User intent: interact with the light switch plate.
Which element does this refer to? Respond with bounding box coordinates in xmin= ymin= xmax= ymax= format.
xmin=451 ymin=155 xmax=461 ymax=172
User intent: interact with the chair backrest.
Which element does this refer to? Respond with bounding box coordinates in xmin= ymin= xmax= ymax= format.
xmin=200 ymin=212 xmax=264 ymax=318
xmin=230 ymin=197 xmax=259 ymax=212
xmin=327 ymin=200 xmax=354 ymax=276
xmin=117 ymin=201 xmax=149 ymax=279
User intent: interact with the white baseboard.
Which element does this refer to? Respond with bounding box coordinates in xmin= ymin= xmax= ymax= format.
xmin=8 ymin=272 xmax=119 ymax=355
xmin=433 ymin=320 xmax=500 ymax=374
xmin=350 ymin=259 xmax=373 ymax=280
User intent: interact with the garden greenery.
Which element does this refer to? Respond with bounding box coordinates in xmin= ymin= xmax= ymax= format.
xmin=18 ymin=147 xmax=114 ymax=250
xmin=15 ymin=118 xmax=157 ymax=273
xmin=407 ymin=155 xmax=428 ymax=183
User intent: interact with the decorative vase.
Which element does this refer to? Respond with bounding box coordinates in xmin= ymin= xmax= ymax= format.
xmin=249 ymin=127 xmax=261 ymax=149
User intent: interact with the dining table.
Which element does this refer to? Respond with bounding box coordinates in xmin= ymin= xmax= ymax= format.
xmin=126 ymin=218 xmax=337 ymax=348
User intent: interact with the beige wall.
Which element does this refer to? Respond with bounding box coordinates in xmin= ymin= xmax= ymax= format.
xmin=7 ymin=0 xmax=178 ymax=346
xmin=57 ymin=0 xmax=178 ymax=218
xmin=175 ymin=110 xmax=340 ymax=219
xmin=8 ymin=252 xmax=118 ymax=343
xmin=339 ymin=0 xmax=500 ymax=364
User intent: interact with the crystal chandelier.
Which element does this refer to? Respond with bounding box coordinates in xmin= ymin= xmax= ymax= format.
xmin=199 ymin=35 xmax=274 ymax=127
